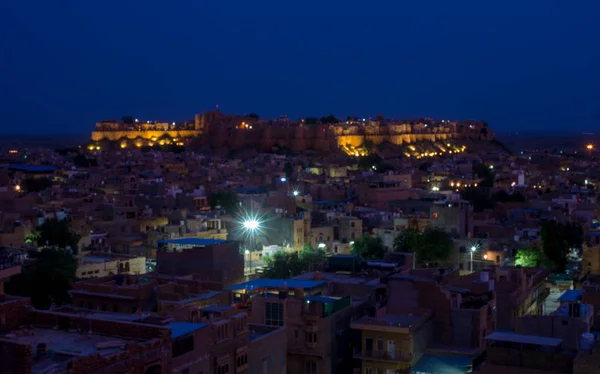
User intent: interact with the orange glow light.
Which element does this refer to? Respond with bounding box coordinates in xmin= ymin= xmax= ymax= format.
xmin=586 ymin=144 xmax=594 ymax=150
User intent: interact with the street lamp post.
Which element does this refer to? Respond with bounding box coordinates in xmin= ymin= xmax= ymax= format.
xmin=470 ymin=246 xmax=477 ymax=272
xmin=243 ymin=219 xmax=260 ymax=277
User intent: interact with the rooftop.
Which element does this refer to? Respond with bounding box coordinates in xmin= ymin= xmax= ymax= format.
xmin=8 ymin=163 xmax=58 ymax=173
xmin=1 ymin=328 xmax=139 ymax=373
xmin=166 ymin=322 xmax=207 ymax=339
xmin=411 ymin=354 xmax=472 ymax=374
xmin=485 ymin=331 xmax=563 ymax=347
xmin=557 ymin=289 xmax=583 ymax=303
xmin=226 ymin=278 xmax=326 ymax=292
xmin=158 ymin=238 xmax=227 ymax=246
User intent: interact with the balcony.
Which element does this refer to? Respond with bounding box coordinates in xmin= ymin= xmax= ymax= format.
xmin=353 ymin=348 xmax=413 ymax=363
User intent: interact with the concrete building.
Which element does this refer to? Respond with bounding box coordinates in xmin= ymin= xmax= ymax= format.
xmin=228 ymin=279 xmax=355 ymax=374
xmin=352 ymin=309 xmax=433 ymax=373
xmin=517 ymin=297 xmax=593 ymax=351
xmin=156 ymin=239 xmax=244 ymax=289
xmin=429 ymin=200 xmax=473 ymax=238
xmin=69 ymin=274 xmax=228 ymax=319
xmin=582 ymin=230 xmax=600 ymax=275
xmin=482 ymin=332 xmax=574 ymax=373
xmin=77 ymin=252 xmax=146 ymax=279
xmin=0 ymin=306 xmax=173 ymax=374
xmin=495 ymin=266 xmax=550 ymax=331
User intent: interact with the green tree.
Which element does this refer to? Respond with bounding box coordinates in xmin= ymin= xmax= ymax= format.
xmin=352 ymin=235 xmax=385 ymax=260
xmin=541 ymin=220 xmax=583 ymax=272
xmin=515 ymin=248 xmax=546 ymax=267
xmin=262 ymin=246 xmax=327 ymax=278
xmin=36 ymin=218 xmax=81 ymax=253
xmin=21 ymin=177 xmax=53 ymax=193
xmin=207 ymin=191 xmax=240 ymax=215
xmin=299 ymin=245 xmax=327 ymax=271
xmin=6 ymin=249 xmax=77 ymax=309
xmin=394 ymin=228 xmax=453 ymax=266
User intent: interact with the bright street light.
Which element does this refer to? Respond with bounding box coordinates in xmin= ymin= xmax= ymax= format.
xmin=243 ymin=220 xmax=260 ymax=231
xmin=280 ymin=177 xmax=287 ymax=182
xmin=470 ymin=246 xmax=477 ymax=272
xmin=318 ymin=243 xmax=326 ymax=249
xmin=293 ymin=190 xmax=299 ymax=196
xmin=244 ymin=249 xmax=250 ymax=255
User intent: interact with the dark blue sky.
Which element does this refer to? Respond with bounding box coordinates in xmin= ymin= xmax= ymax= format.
xmin=1 ymin=1 xmax=599 ymax=134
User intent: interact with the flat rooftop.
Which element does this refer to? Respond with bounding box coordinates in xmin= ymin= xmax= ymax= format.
xmin=158 ymin=238 xmax=227 ymax=246
xmin=293 ymin=271 xmax=380 ymax=286
xmin=352 ymin=312 xmax=431 ymax=330
xmin=485 ymin=331 xmax=563 ymax=347
xmin=557 ymin=289 xmax=583 ymax=302
xmin=226 ymin=278 xmax=326 ymax=292
xmin=166 ymin=322 xmax=207 ymax=339
xmin=1 ymin=327 xmax=141 ymax=373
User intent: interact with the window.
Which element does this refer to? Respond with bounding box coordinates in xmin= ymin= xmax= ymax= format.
xmin=217 ymin=323 xmax=229 ymax=342
xmin=236 ymin=352 xmax=248 ymax=371
xmin=432 ymin=212 xmax=439 ymax=219
xmin=562 ymin=320 xmax=568 ymax=326
xmin=265 ymin=302 xmax=284 ymax=326
xmin=87 ymin=302 xmax=93 ymax=310
xmin=217 ymin=363 xmax=229 ymax=374
xmin=305 ymin=360 xmax=317 ymax=374
xmin=306 ymin=331 xmax=317 ymax=344
xmin=364 ymin=368 xmax=372 ymax=374
xmin=113 ymin=304 xmax=118 ymax=313
xmin=132 ymin=306 xmax=137 ymax=313
xmin=376 ymin=337 xmax=384 ymax=351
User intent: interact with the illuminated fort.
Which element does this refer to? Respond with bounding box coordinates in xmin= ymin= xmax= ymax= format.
xmin=89 ymin=111 xmax=495 ymax=157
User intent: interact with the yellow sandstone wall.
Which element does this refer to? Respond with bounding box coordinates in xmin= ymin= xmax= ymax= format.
xmin=91 ymin=130 xmax=202 ymax=142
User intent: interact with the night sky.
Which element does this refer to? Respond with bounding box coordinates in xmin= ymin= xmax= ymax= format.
xmin=1 ymin=1 xmax=599 ymax=134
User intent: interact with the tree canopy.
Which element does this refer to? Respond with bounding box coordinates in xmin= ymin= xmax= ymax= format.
xmin=540 ymin=220 xmax=583 ymax=273
xmin=515 ymin=248 xmax=548 ymax=268
xmin=21 ymin=177 xmax=53 ymax=193
xmin=36 ymin=218 xmax=81 ymax=253
xmin=351 ymin=235 xmax=386 ymax=260
xmin=262 ymin=245 xmax=327 ymax=278
xmin=207 ymin=191 xmax=240 ymax=215
xmin=6 ymin=249 xmax=77 ymax=309
xmin=394 ymin=228 xmax=453 ymax=266
xmin=473 ymin=162 xmax=494 ymax=187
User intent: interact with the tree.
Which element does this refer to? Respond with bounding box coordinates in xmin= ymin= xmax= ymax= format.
xmin=283 ymin=162 xmax=294 ymax=179
xmin=299 ymin=244 xmax=327 ymax=271
xmin=21 ymin=177 xmax=53 ymax=193
xmin=304 ymin=117 xmax=318 ymax=125
xmin=73 ymin=154 xmax=98 ymax=168
xmin=247 ymin=113 xmax=260 ymax=119
xmin=541 ymin=220 xmax=583 ymax=273
xmin=262 ymin=246 xmax=327 ymax=278
xmin=473 ymin=162 xmax=494 ymax=187
xmin=207 ymin=191 xmax=240 ymax=215
xmin=319 ymin=114 xmax=339 ymax=124
xmin=352 ymin=235 xmax=385 ymax=260
xmin=515 ymin=248 xmax=547 ymax=267
xmin=36 ymin=218 xmax=81 ymax=253
xmin=6 ymin=249 xmax=77 ymax=309
xmin=394 ymin=228 xmax=453 ymax=266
